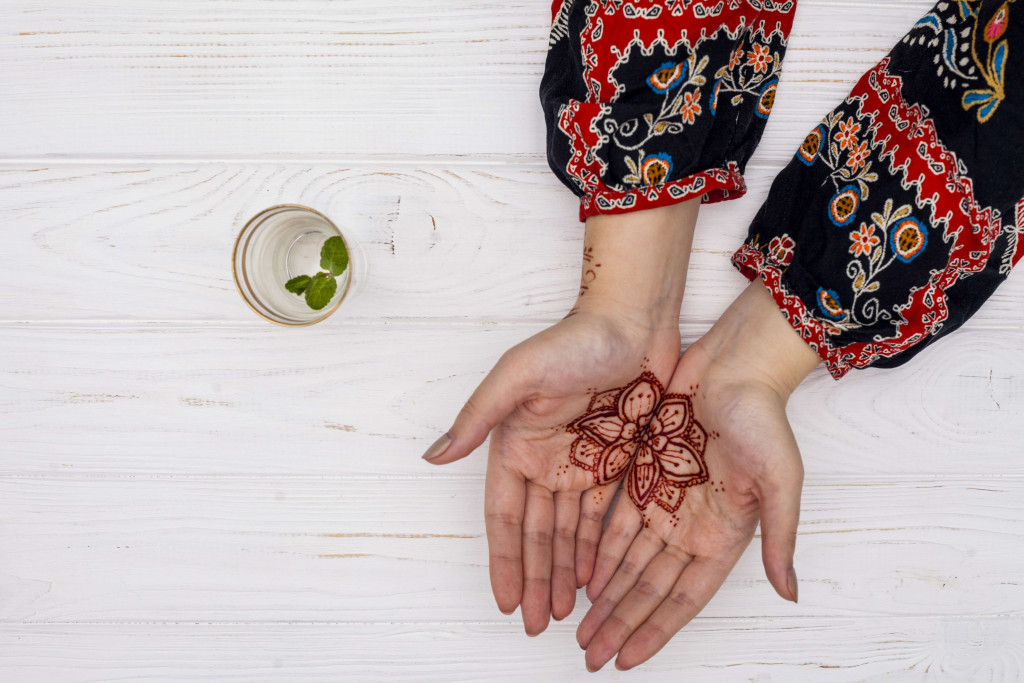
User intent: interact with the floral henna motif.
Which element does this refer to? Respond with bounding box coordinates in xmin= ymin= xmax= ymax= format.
xmin=565 ymin=372 xmax=709 ymax=514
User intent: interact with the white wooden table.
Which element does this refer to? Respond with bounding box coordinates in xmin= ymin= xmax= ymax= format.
xmin=2 ymin=1 xmax=1023 ymax=680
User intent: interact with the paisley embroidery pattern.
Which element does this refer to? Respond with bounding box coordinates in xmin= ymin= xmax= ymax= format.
xmin=905 ymin=0 xmax=1016 ymax=122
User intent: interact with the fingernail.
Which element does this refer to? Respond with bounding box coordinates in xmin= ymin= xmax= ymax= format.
xmin=787 ymin=566 xmax=799 ymax=603
xmin=421 ymin=433 xmax=452 ymax=461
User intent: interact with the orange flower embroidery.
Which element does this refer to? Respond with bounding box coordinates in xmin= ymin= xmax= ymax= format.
xmin=746 ymin=44 xmax=772 ymax=73
xmin=835 ymin=118 xmax=861 ymax=151
xmin=845 ymin=140 xmax=870 ymax=172
xmin=680 ymin=90 xmax=702 ymax=124
xmin=849 ymin=222 xmax=880 ymax=257
xmin=566 ymin=373 xmax=708 ymax=513
xmin=729 ymin=46 xmax=744 ymax=70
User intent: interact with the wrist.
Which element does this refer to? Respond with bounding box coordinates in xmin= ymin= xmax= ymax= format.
xmin=571 ymin=199 xmax=699 ymax=330
xmin=693 ymin=280 xmax=821 ymax=400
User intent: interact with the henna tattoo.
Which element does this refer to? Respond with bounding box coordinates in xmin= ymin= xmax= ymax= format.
xmin=565 ymin=246 xmax=602 ymax=319
xmin=565 ymin=371 xmax=709 ymax=514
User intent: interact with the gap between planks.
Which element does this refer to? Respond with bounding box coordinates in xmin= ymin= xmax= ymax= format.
xmin=0 ymin=473 xmax=1021 ymax=482
xmin=3 ymin=614 xmax=1020 ymax=626
xmin=0 ymin=157 xmax=798 ymax=169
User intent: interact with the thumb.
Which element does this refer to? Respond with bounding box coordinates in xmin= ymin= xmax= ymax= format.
xmin=422 ymin=352 xmax=531 ymax=465
xmin=756 ymin=444 xmax=804 ymax=603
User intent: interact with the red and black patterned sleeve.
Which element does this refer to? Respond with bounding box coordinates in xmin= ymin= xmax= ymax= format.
xmin=540 ymin=1 xmax=798 ymax=223
xmin=732 ymin=0 xmax=1024 ymax=379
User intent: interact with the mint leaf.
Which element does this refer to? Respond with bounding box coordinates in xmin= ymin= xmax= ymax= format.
xmin=320 ymin=235 xmax=350 ymax=277
xmin=285 ymin=274 xmax=312 ymax=295
xmin=305 ymin=272 xmax=337 ymax=310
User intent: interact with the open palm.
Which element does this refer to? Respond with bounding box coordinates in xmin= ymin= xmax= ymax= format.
xmin=576 ymin=342 xmax=805 ymax=670
xmin=426 ymin=311 xmax=682 ymax=636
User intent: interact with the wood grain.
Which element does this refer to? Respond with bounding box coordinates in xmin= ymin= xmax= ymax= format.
xmin=0 ymin=324 xmax=1022 ymax=476
xmin=2 ymin=0 xmax=1022 ymax=678
xmin=1 ymin=476 xmax=1022 ymax=623
xmin=1 ymin=0 xmax=937 ymax=160
xmin=2 ymin=164 xmax=1023 ymax=325
xmin=1 ymin=618 xmax=1021 ymax=681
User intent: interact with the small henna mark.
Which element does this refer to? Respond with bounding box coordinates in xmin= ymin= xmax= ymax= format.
xmin=565 ymin=372 xmax=709 ymax=514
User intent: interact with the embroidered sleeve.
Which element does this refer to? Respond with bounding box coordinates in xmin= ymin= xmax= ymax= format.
xmin=540 ymin=1 xmax=797 ymax=223
xmin=732 ymin=0 xmax=1024 ymax=379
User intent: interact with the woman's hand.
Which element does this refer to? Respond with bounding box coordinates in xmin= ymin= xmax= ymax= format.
xmin=422 ymin=200 xmax=701 ymax=636
xmin=576 ymin=280 xmax=822 ymax=671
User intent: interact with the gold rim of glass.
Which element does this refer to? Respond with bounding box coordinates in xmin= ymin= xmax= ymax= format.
xmin=232 ymin=204 xmax=353 ymax=327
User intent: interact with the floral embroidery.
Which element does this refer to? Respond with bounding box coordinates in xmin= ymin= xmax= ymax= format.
xmin=715 ymin=39 xmax=783 ymax=111
xmin=797 ymin=110 xmax=880 ymax=201
xmin=828 ymin=185 xmax=862 ymax=227
xmin=890 ymin=216 xmax=929 ymax=263
xmin=845 ymin=141 xmax=870 ymax=173
xmin=767 ymin=234 xmax=796 ymax=266
xmin=639 ymin=152 xmax=674 ymax=186
xmin=817 ymin=287 xmax=845 ymax=320
xmin=849 ymin=223 xmax=880 ymax=257
xmin=835 ymin=118 xmax=861 ymax=150
xmin=824 ymin=200 xmax=928 ymax=333
xmin=906 ymin=0 xmax=1016 ymax=123
xmin=746 ymin=43 xmax=773 ymax=73
xmin=566 ymin=372 xmax=708 ymax=514
xmin=797 ymin=125 xmax=825 ymax=166
xmin=728 ymin=46 xmax=744 ymax=70
xmin=679 ymin=89 xmax=703 ymax=124
xmin=542 ymin=0 xmax=796 ymax=219
xmin=647 ymin=61 xmax=687 ymax=93
xmin=756 ymin=78 xmax=778 ymax=119
xmin=735 ymin=23 xmax=1022 ymax=379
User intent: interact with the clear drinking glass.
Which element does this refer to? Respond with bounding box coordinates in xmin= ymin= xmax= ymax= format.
xmin=232 ymin=204 xmax=355 ymax=326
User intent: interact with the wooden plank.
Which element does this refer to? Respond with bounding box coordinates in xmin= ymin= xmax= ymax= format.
xmin=2 ymin=164 xmax=1022 ymax=325
xmin=1 ymin=476 xmax=1023 ymax=623
xmin=0 ymin=0 xmax=937 ymax=160
xmin=1 ymin=324 xmax=1022 ymax=476
xmin=0 ymin=618 xmax=1021 ymax=681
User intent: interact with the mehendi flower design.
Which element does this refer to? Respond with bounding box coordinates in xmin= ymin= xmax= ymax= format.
xmin=566 ymin=372 xmax=708 ymax=514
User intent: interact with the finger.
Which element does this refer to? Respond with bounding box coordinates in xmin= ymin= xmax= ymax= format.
xmin=577 ymin=528 xmax=666 ymax=650
xmin=614 ymin=555 xmax=733 ymax=671
xmin=551 ymin=490 xmax=581 ymax=620
xmin=583 ymin=549 xmax=689 ymax=672
xmin=574 ymin=482 xmax=618 ymax=589
xmin=586 ymin=491 xmax=643 ymax=602
xmin=425 ymin=352 xmax=529 ymax=465
xmin=520 ymin=481 xmax=555 ymax=636
xmin=484 ymin=453 xmax=526 ymax=615
xmin=757 ymin=437 xmax=804 ymax=603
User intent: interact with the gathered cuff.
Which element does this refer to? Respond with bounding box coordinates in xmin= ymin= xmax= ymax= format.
xmin=577 ymin=162 xmax=747 ymax=222
xmin=731 ymin=243 xmax=852 ymax=380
